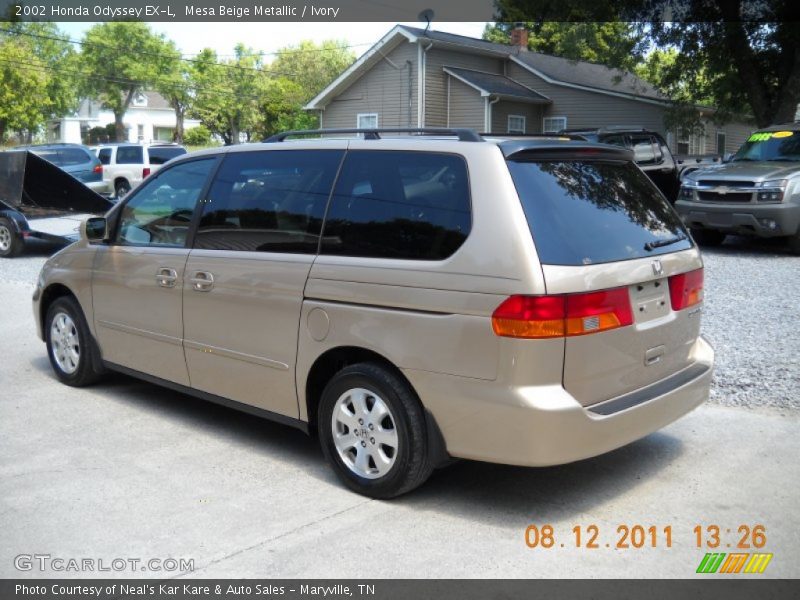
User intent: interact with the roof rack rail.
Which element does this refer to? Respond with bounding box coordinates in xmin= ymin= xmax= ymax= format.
xmin=264 ymin=128 xmax=483 ymax=143
xmin=481 ymin=132 xmax=588 ymax=141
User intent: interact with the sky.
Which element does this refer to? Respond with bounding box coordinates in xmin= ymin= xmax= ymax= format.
xmin=57 ymin=22 xmax=489 ymax=60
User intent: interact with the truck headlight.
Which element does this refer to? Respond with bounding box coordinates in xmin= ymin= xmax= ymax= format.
xmin=757 ymin=179 xmax=787 ymax=203
xmin=678 ymin=185 xmax=695 ymax=201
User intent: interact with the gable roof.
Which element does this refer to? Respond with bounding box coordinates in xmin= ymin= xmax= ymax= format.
xmin=306 ymin=25 xmax=668 ymax=111
xmin=443 ymin=67 xmax=550 ymax=103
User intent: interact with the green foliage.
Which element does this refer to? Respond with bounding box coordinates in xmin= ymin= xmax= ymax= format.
xmin=268 ymin=40 xmax=355 ymax=102
xmin=80 ymin=22 xmax=177 ymax=140
xmin=0 ymin=23 xmax=78 ymax=141
xmin=183 ymin=124 xmax=213 ymax=146
xmin=483 ymin=22 xmax=647 ymax=71
xmin=84 ymin=123 xmax=116 ymax=145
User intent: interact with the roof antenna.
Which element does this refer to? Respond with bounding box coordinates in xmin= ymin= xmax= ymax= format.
xmin=418 ymin=9 xmax=434 ymax=34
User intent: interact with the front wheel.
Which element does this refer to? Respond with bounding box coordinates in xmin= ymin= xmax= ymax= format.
xmin=45 ymin=296 xmax=104 ymax=387
xmin=691 ymin=228 xmax=726 ymax=247
xmin=0 ymin=218 xmax=23 ymax=258
xmin=318 ymin=363 xmax=434 ymax=498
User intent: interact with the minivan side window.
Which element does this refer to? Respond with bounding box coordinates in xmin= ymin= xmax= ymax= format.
xmin=115 ymin=158 xmax=215 ymax=248
xmin=97 ymin=148 xmax=112 ymax=165
xmin=321 ymin=151 xmax=471 ymax=260
xmin=117 ymin=146 xmax=144 ymax=164
xmin=194 ymin=150 xmax=343 ymax=254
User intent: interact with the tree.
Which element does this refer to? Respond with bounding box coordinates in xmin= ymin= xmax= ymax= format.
xmin=493 ymin=0 xmax=799 ymax=127
xmin=155 ymin=40 xmax=191 ymax=143
xmin=483 ymin=22 xmax=647 ymax=72
xmin=0 ymin=22 xmax=79 ymax=142
xmin=268 ymin=40 xmax=355 ymax=102
xmin=80 ymin=22 xmax=177 ymax=141
xmin=190 ymin=45 xmax=263 ymax=145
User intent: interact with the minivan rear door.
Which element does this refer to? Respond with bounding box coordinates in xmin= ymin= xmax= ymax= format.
xmin=505 ymin=153 xmax=703 ymax=406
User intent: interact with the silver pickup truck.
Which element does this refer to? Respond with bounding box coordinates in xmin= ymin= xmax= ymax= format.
xmin=676 ymin=122 xmax=800 ymax=254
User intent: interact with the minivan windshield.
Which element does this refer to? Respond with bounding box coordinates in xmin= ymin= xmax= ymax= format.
xmin=733 ymin=130 xmax=800 ymax=162
xmin=507 ymin=159 xmax=692 ymax=266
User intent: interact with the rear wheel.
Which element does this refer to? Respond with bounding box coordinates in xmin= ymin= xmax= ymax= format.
xmin=691 ymin=228 xmax=726 ymax=247
xmin=45 ymin=296 xmax=104 ymax=387
xmin=115 ymin=179 xmax=131 ymax=198
xmin=0 ymin=218 xmax=23 ymax=258
xmin=318 ymin=363 xmax=434 ymax=498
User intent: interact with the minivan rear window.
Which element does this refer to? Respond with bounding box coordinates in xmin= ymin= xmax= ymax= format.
xmin=507 ymin=159 xmax=692 ymax=266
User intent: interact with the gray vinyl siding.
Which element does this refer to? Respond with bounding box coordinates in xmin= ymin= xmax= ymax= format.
xmin=714 ymin=121 xmax=754 ymax=153
xmin=321 ymin=41 xmax=418 ymax=129
xmin=447 ymin=77 xmax=485 ymax=130
xmin=507 ymin=62 xmax=667 ymax=134
xmin=491 ymin=101 xmax=543 ymax=134
xmin=425 ymin=48 xmax=504 ymax=127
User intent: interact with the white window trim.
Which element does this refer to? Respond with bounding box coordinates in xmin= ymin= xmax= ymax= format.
xmin=507 ymin=114 xmax=526 ymax=134
xmin=543 ymin=116 xmax=567 ymax=134
xmin=357 ymin=113 xmax=379 ymax=129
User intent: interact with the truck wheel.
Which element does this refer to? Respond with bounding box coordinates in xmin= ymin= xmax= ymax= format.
xmin=691 ymin=228 xmax=726 ymax=247
xmin=115 ymin=179 xmax=131 ymax=198
xmin=0 ymin=218 xmax=23 ymax=258
xmin=787 ymin=230 xmax=800 ymax=255
xmin=318 ymin=363 xmax=434 ymax=499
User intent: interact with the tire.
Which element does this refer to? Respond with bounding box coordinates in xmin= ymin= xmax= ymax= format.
xmin=45 ymin=296 xmax=104 ymax=387
xmin=691 ymin=228 xmax=726 ymax=247
xmin=0 ymin=217 xmax=23 ymax=258
xmin=115 ymin=179 xmax=131 ymax=198
xmin=787 ymin=230 xmax=800 ymax=255
xmin=318 ymin=363 xmax=434 ymax=498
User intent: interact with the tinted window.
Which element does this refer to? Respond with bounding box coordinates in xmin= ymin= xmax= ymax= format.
xmin=116 ymin=146 xmax=144 ymax=164
xmin=31 ymin=149 xmax=60 ymax=164
xmin=59 ymin=148 xmax=91 ymax=166
xmin=195 ymin=150 xmax=343 ymax=253
xmin=734 ymin=130 xmax=800 ymax=162
xmin=507 ymin=160 xmax=692 ymax=266
xmin=116 ymin=158 xmax=214 ymax=247
xmin=97 ymin=148 xmax=112 ymax=165
xmin=321 ymin=151 xmax=471 ymax=260
xmin=148 ymin=146 xmax=187 ymax=165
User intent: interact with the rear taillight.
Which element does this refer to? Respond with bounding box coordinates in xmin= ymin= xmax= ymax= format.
xmin=142 ymin=167 xmax=151 ymax=178
xmin=669 ymin=268 xmax=704 ymax=310
xmin=93 ymin=164 xmax=102 ymax=174
xmin=492 ymin=287 xmax=633 ymax=339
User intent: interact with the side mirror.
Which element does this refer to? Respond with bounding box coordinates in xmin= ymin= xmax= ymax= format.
xmin=82 ymin=217 xmax=108 ymax=243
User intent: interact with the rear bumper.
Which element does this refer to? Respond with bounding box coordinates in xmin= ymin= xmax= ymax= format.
xmin=676 ymin=200 xmax=800 ymax=237
xmin=405 ymin=336 xmax=714 ymax=467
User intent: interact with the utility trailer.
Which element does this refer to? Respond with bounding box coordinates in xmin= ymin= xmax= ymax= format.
xmin=0 ymin=151 xmax=113 ymax=258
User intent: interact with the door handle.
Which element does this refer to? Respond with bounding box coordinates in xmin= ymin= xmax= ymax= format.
xmin=156 ymin=267 xmax=178 ymax=288
xmin=190 ymin=271 xmax=214 ymax=292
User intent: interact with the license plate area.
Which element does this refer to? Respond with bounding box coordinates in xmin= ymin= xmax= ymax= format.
xmin=630 ymin=278 xmax=669 ymax=324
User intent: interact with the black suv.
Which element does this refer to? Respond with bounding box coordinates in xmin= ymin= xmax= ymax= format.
xmin=561 ymin=127 xmax=681 ymax=202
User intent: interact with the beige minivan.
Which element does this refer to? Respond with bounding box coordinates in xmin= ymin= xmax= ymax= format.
xmin=33 ymin=128 xmax=713 ymax=498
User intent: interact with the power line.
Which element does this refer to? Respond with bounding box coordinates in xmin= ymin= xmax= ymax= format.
xmin=0 ymin=27 xmax=359 ymax=78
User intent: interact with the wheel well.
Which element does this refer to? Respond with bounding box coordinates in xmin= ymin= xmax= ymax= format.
xmin=305 ymin=347 xmax=412 ymax=429
xmin=39 ymin=284 xmax=76 ymax=332
xmin=114 ymin=177 xmax=129 ymax=187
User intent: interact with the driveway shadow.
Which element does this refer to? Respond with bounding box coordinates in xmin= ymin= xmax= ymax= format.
xmin=27 ymin=356 xmax=685 ymax=525
xmin=702 ymin=234 xmax=795 ymax=257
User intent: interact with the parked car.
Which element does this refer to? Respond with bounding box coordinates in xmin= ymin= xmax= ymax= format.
xmin=95 ymin=142 xmax=187 ymax=197
xmin=0 ymin=150 xmax=113 ymax=258
xmin=33 ymin=127 xmax=713 ymax=498
xmin=676 ymin=153 xmax=725 ymax=179
xmin=561 ymin=127 xmax=681 ymax=202
xmin=676 ymin=122 xmax=800 ymax=253
xmin=16 ymin=143 xmax=109 ymax=195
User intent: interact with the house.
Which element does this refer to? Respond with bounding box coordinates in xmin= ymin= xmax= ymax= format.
xmin=47 ymin=91 xmax=200 ymax=145
xmin=305 ymin=25 xmax=754 ymax=155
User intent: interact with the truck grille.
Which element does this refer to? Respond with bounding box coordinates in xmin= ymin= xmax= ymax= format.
xmin=697 ymin=191 xmax=753 ymax=203
xmin=697 ymin=180 xmax=757 ymax=188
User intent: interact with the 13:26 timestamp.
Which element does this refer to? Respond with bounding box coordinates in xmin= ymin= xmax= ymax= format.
xmin=524 ymin=524 xmax=767 ymax=549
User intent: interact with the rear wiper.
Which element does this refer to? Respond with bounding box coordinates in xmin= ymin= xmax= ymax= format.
xmin=645 ymin=234 xmax=687 ymax=251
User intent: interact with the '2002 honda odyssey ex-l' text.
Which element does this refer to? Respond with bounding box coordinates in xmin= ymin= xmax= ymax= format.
xmin=33 ymin=128 xmax=713 ymax=498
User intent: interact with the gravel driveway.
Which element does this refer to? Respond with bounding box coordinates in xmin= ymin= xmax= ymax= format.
xmin=4 ymin=236 xmax=798 ymax=410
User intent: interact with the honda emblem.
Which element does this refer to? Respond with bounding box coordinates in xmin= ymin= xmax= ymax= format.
xmin=652 ymin=259 xmax=663 ymax=276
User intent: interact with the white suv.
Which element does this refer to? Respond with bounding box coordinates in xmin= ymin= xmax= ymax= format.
xmin=95 ymin=143 xmax=187 ymax=197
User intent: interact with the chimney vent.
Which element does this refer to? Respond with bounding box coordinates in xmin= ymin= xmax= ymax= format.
xmin=510 ymin=23 xmax=528 ymax=51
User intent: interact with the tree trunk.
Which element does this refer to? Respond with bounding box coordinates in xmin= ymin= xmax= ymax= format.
xmin=230 ymin=118 xmax=240 ymax=145
xmin=114 ymin=111 xmax=126 ymax=142
xmin=173 ymin=101 xmax=185 ymax=144
xmin=0 ymin=120 xmax=6 ymax=143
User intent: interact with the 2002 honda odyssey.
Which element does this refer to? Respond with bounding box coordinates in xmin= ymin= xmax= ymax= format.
xmin=33 ymin=128 xmax=714 ymax=498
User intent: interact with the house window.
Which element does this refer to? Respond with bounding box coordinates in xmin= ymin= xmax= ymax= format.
xmin=507 ymin=115 xmax=526 ymax=134
xmin=357 ymin=113 xmax=378 ymax=129
xmin=132 ymin=92 xmax=147 ymax=107
xmin=716 ymin=131 xmax=726 ymax=155
xmin=543 ymin=116 xmax=567 ymax=133
xmin=137 ymin=124 xmax=144 ymax=142
xmin=677 ymin=128 xmax=706 ymax=155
